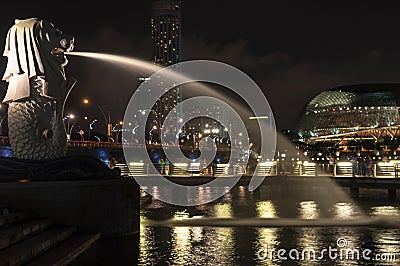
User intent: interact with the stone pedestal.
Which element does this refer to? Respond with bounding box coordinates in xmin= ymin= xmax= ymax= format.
xmin=0 ymin=179 xmax=140 ymax=237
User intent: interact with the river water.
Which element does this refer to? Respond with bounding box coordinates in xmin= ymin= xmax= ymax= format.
xmin=75 ymin=176 xmax=400 ymax=265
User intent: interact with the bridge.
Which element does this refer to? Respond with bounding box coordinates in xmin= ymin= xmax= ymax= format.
xmin=300 ymin=123 xmax=400 ymax=143
xmin=0 ymin=137 xmax=232 ymax=152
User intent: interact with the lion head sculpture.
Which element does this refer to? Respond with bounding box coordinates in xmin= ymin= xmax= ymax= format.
xmin=2 ymin=18 xmax=75 ymax=103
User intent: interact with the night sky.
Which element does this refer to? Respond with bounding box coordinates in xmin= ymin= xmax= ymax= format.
xmin=1 ymin=1 xmax=400 ymax=132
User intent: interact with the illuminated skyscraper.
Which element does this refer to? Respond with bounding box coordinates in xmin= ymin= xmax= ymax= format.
xmin=149 ymin=0 xmax=182 ymax=138
xmin=151 ymin=0 xmax=182 ymax=66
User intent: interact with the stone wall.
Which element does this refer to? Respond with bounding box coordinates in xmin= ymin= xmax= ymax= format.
xmin=0 ymin=179 xmax=140 ymax=237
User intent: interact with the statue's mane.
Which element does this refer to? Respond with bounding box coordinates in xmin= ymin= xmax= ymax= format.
xmin=3 ymin=19 xmax=43 ymax=80
xmin=2 ymin=18 xmax=44 ymax=102
xmin=2 ymin=18 xmax=67 ymax=103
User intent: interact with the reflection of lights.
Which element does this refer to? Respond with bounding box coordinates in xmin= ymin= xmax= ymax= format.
xmin=191 ymin=226 xmax=203 ymax=242
xmin=256 ymin=201 xmax=277 ymax=218
xmin=216 ymin=227 xmax=235 ymax=264
xmin=139 ymin=214 xmax=154 ymax=264
xmin=237 ymin=186 xmax=247 ymax=205
xmin=370 ymin=206 xmax=400 ymax=216
xmin=213 ymin=204 xmax=235 ymax=264
xmin=373 ymin=230 xmax=400 ymax=255
xmin=298 ymin=201 xmax=320 ymax=219
xmin=171 ymin=210 xmax=195 ymax=265
xmin=333 ymin=202 xmax=360 ymax=219
xmin=257 ymin=227 xmax=279 ymax=263
xmin=256 ymin=200 xmax=279 ymax=263
xmin=172 ymin=226 xmax=191 ymax=265
xmin=215 ymin=203 xmax=233 ymax=218
xmin=297 ymin=228 xmax=322 ymax=263
xmin=196 ymin=186 xmax=205 ymax=204
xmin=152 ymin=186 xmax=160 ymax=200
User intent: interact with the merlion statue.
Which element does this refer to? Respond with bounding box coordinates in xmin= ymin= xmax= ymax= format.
xmin=2 ymin=18 xmax=76 ymax=160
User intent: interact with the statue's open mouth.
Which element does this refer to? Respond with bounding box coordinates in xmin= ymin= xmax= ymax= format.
xmin=51 ymin=47 xmax=65 ymax=56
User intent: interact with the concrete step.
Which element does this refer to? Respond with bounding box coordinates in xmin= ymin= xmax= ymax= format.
xmin=0 ymin=226 xmax=77 ymax=266
xmin=0 ymin=212 xmax=30 ymax=229
xmin=26 ymin=232 xmax=101 ymax=266
xmin=0 ymin=219 xmax=53 ymax=250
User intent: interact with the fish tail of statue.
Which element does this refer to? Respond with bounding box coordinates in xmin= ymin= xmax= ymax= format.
xmin=1 ymin=18 xmax=75 ymax=160
xmin=8 ymin=100 xmax=67 ymax=160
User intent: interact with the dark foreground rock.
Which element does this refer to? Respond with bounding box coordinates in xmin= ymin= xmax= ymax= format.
xmin=0 ymin=155 xmax=121 ymax=181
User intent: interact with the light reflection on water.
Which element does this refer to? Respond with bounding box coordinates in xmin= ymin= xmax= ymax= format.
xmin=255 ymin=201 xmax=280 ymax=266
xmin=139 ymin=183 xmax=400 ymax=266
xmin=332 ymin=202 xmax=364 ymax=219
xmin=296 ymin=201 xmax=321 ymax=266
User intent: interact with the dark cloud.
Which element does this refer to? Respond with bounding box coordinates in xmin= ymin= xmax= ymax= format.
xmin=182 ymin=36 xmax=291 ymax=68
xmin=364 ymin=50 xmax=384 ymax=61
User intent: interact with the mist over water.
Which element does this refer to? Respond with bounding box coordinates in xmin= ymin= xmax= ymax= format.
xmin=68 ymin=51 xmax=369 ymax=216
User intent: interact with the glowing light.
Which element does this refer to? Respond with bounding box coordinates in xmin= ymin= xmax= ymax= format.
xmin=249 ymin=116 xmax=269 ymax=120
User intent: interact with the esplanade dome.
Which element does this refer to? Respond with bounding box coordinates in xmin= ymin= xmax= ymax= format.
xmin=297 ymin=84 xmax=400 ymax=138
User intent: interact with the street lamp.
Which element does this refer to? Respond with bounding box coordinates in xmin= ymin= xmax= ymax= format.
xmin=64 ymin=114 xmax=75 ymax=139
xmin=98 ymin=105 xmax=111 ymax=142
xmin=112 ymin=121 xmax=123 ymax=143
xmin=149 ymin=125 xmax=157 ymax=144
xmin=89 ymin=119 xmax=97 ymax=141
xmin=82 ymin=99 xmax=112 ymax=141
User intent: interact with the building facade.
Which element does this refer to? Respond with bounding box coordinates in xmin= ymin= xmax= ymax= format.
xmin=149 ymin=0 xmax=182 ymax=137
